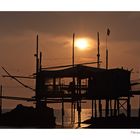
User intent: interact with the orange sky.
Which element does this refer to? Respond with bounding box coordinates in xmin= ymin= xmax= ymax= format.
xmin=0 ymin=12 xmax=140 ymax=109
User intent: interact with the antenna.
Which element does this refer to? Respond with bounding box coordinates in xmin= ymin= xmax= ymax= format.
xmin=97 ymin=32 xmax=100 ymax=68
xmin=106 ymin=28 xmax=110 ymax=69
xmin=36 ymin=34 xmax=39 ymax=73
xmin=72 ymin=33 xmax=75 ymax=67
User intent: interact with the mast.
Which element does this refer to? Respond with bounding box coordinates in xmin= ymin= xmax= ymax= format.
xmin=71 ymin=33 xmax=76 ymax=126
xmin=106 ymin=28 xmax=110 ymax=69
xmin=106 ymin=48 xmax=108 ymax=69
xmin=35 ymin=34 xmax=39 ymax=109
xmin=97 ymin=32 xmax=102 ymax=117
xmin=39 ymin=52 xmax=42 ymax=72
xmin=106 ymin=28 xmax=110 ymax=117
xmin=97 ymin=32 xmax=100 ymax=68
xmin=36 ymin=34 xmax=39 ymax=73
xmin=72 ymin=33 xmax=75 ymax=67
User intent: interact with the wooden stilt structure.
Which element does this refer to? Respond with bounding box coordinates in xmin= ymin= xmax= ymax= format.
xmin=1 ymin=33 xmax=137 ymax=129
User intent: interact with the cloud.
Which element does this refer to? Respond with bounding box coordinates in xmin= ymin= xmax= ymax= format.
xmin=0 ymin=12 xmax=140 ymax=43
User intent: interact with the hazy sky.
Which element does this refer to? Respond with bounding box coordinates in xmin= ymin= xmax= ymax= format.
xmin=0 ymin=12 xmax=140 ymax=108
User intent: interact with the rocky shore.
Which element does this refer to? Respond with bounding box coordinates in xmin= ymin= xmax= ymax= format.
xmin=0 ymin=104 xmax=56 ymax=128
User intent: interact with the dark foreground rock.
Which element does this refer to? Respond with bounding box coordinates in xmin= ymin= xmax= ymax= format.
xmin=83 ymin=114 xmax=140 ymax=129
xmin=0 ymin=104 xmax=56 ymax=128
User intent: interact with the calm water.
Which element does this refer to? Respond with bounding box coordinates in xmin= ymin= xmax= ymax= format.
xmin=54 ymin=108 xmax=139 ymax=128
xmin=54 ymin=109 xmax=92 ymax=128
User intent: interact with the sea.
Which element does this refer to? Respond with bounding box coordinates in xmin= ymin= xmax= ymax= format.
xmin=53 ymin=108 xmax=139 ymax=128
xmin=2 ymin=108 xmax=139 ymax=128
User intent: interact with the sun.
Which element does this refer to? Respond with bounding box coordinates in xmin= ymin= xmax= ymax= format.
xmin=75 ymin=38 xmax=89 ymax=50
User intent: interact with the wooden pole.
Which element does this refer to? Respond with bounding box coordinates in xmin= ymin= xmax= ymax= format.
xmin=71 ymin=33 xmax=75 ymax=126
xmin=0 ymin=85 xmax=2 ymax=115
xmin=62 ymin=95 xmax=64 ymax=127
xmin=97 ymin=32 xmax=102 ymax=117
xmin=99 ymin=100 xmax=102 ymax=117
xmin=97 ymin=32 xmax=100 ymax=68
xmin=36 ymin=34 xmax=39 ymax=74
xmin=114 ymin=99 xmax=117 ymax=116
xmin=105 ymin=99 xmax=109 ymax=117
xmin=139 ymin=95 xmax=140 ymax=118
xmin=77 ymin=78 xmax=81 ymax=127
xmin=117 ymin=99 xmax=120 ymax=116
xmin=73 ymin=33 xmax=76 ymax=125
xmin=106 ymin=49 xmax=108 ymax=69
xmin=35 ymin=34 xmax=39 ymax=109
xmin=106 ymin=35 xmax=108 ymax=69
xmin=106 ymin=28 xmax=110 ymax=69
xmin=91 ymin=99 xmax=94 ymax=118
xmin=39 ymin=52 xmax=42 ymax=72
xmin=110 ymin=100 xmax=113 ymax=116
xmin=95 ymin=100 xmax=97 ymax=118
xmin=127 ymin=96 xmax=131 ymax=118
xmin=72 ymin=33 xmax=75 ymax=67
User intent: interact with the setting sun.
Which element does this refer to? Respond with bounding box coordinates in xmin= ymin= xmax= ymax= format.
xmin=75 ymin=38 xmax=89 ymax=50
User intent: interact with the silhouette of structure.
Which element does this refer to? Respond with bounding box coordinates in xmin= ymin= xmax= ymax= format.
xmin=33 ymin=34 xmax=140 ymax=128
xmin=0 ymin=34 xmax=140 ymax=128
xmin=37 ymin=64 xmax=133 ymax=127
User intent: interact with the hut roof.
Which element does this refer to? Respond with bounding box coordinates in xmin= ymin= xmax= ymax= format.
xmin=40 ymin=65 xmax=106 ymax=78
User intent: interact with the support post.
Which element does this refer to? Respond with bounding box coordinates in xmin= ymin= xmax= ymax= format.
xmin=114 ymin=99 xmax=117 ymax=116
xmin=53 ymin=78 xmax=56 ymax=93
xmin=139 ymin=95 xmax=140 ymax=118
xmin=71 ymin=33 xmax=75 ymax=127
xmin=95 ymin=100 xmax=97 ymax=118
xmin=97 ymin=32 xmax=100 ymax=68
xmin=39 ymin=52 xmax=42 ymax=72
xmin=99 ymin=100 xmax=102 ymax=117
xmin=91 ymin=99 xmax=94 ymax=119
xmin=117 ymin=99 xmax=120 ymax=116
xmin=71 ymin=102 xmax=74 ymax=126
xmin=77 ymin=100 xmax=81 ymax=128
xmin=77 ymin=78 xmax=81 ymax=127
xmin=106 ymin=28 xmax=110 ymax=69
xmin=0 ymin=85 xmax=2 ymax=115
xmin=97 ymin=32 xmax=102 ymax=118
xmin=62 ymin=95 xmax=64 ymax=128
xmin=105 ymin=99 xmax=109 ymax=117
xmin=127 ymin=96 xmax=131 ymax=118
xmin=110 ymin=99 xmax=113 ymax=116
xmin=72 ymin=33 xmax=75 ymax=67
xmin=35 ymin=34 xmax=40 ymax=109
xmin=106 ymin=48 xmax=108 ymax=69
